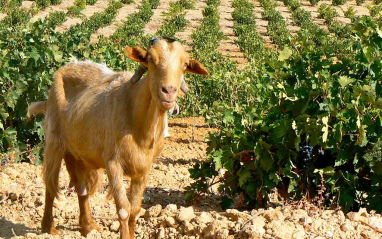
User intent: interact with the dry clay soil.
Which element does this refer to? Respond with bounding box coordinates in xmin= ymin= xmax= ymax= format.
xmin=1 ymin=117 xmax=382 ymax=239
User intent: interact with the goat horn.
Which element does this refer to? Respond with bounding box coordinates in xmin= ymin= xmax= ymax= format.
xmin=130 ymin=64 xmax=147 ymax=84
xmin=180 ymin=78 xmax=189 ymax=94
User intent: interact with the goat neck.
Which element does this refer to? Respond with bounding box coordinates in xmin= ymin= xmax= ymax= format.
xmin=127 ymin=75 xmax=166 ymax=147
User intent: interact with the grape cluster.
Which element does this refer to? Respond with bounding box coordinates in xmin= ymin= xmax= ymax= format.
xmin=298 ymin=143 xmax=313 ymax=169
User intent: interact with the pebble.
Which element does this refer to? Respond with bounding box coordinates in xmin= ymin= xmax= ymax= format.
xmin=177 ymin=206 xmax=196 ymax=222
xmin=341 ymin=222 xmax=354 ymax=232
xmin=110 ymin=221 xmax=120 ymax=232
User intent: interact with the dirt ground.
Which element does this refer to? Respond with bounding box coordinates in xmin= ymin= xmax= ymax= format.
xmin=1 ymin=117 xmax=382 ymax=239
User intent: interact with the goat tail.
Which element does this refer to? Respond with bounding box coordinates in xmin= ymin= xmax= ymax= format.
xmin=27 ymin=101 xmax=47 ymax=117
xmin=52 ymin=69 xmax=68 ymax=114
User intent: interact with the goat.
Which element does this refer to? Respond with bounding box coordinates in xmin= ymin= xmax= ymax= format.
xmin=29 ymin=38 xmax=208 ymax=239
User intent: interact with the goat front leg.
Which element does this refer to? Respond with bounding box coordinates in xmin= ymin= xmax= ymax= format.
xmin=128 ymin=173 xmax=149 ymax=237
xmin=106 ymin=159 xmax=131 ymax=239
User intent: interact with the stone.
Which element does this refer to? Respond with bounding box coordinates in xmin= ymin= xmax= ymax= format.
xmin=157 ymin=227 xmax=165 ymax=239
xmin=290 ymin=209 xmax=308 ymax=221
xmin=263 ymin=210 xmax=283 ymax=222
xmin=292 ymin=230 xmax=305 ymax=239
xmin=204 ymin=220 xmax=225 ymax=238
xmin=177 ymin=206 xmax=196 ymax=222
xmin=244 ymin=224 xmax=266 ymax=238
xmin=369 ymin=217 xmax=382 ymax=231
xmin=165 ymin=216 xmax=176 ymax=227
xmin=340 ymin=222 xmax=354 ymax=232
xmin=139 ymin=207 xmax=146 ymax=218
xmin=358 ymin=208 xmax=369 ymax=217
xmin=226 ymin=209 xmax=252 ymax=221
xmin=110 ymin=221 xmax=120 ymax=232
xmin=162 ymin=204 xmax=178 ymax=216
xmin=87 ymin=229 xmax=102 ymax=239
xmin=145 ymin=204 xmax=162 ymax=218
xmin=216 ymin=228 xmax=229 ymax=239
xmin=183 ymin=221 xmax=195 ymax=234
xmin=252 ymin=216 xmax=266 ymax=229
xmin=194 ymin=212 xmax=213 ymax=224
xmin=269 ymin=220 xmax=295 ymax=239
xmin=311 ymin=219 xmax=326 ymax=232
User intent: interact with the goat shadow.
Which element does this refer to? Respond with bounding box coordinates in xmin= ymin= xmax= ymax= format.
xmin=142 ymin=186 xmax=223 ymax=213
xmin=168 ymin=122 xmax=211 ymax=129
xmin=156 ymin=157 xmax=200 ymax=166
xmin=0 ymin=217 xmax=37 ymax=238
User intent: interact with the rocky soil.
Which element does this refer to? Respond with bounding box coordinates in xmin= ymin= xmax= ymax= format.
xmin=1 ymin=117 xmax=381 ymax=239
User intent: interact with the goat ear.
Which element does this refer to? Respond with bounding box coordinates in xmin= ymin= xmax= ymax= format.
xmin=186 ymin=59 xmax=209 ymax=76
xmin=124 ymin=47 xmax=147 ymax=64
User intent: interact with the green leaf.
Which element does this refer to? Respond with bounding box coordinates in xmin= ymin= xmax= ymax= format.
xmin=322 ymin=116 xmax=329 ymax=143
xmin=238 ymin=168 xmax=251 ymax=187
xmin=338 ymin=76 xmax=355 ymax=88
xmin=278 ymin=46 xmax=292 ymax=61
xmin=333 ymin=122 xmax=343 ymax=143
xmin=212 ymin=149 xmax=223 ymax=170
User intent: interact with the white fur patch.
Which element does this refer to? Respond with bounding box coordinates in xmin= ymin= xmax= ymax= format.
xmin=77 ymin=184 xmax=87 ymax=196
xmin=163 ymin=114 xmax=169 ymax=138
xmin=71 ymin=59 xmax=116 ymax=77
xmin=119 ymin=209 xmax=128 ymax=220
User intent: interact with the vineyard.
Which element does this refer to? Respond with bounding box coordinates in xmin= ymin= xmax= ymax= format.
xmin=0 ymin=0 xmax=382 ymax=238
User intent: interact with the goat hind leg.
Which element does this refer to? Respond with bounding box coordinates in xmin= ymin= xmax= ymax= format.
xmin=41 ymin=189 xmax=59 ymax=235
xmin=106 ymin=159 xmax=131 ymax=239
xmin=128 ymin=174 xmax=149 ymax=238
xmin=41 ymin=142 xmax=64 ymax=235
xmin=74 ymin=160 xmax=100 ymax=236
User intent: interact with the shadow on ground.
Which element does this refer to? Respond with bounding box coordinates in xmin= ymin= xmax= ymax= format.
xmin=0 ymin=217 xmax=37 ymax=238
xmin=142 ymin=187 xmax=222 ymax=212
xmin=156 ymin=157 xmax=201 ymax=166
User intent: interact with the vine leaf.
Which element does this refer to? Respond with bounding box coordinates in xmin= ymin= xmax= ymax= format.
xmin=322 ymin=116 xmax=329 ymax=142
xmin=278 ymin=46 xmax=292 ymax=61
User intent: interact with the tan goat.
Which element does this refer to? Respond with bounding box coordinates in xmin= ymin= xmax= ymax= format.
xmin=29 ymin=39 xmax=208 ymax=238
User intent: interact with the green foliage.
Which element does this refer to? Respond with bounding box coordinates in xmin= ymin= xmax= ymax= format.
xmin=283 ymin=0 xmax=301 ymax=11
xmin=0 ymin=7 xmax=31 ymax=28
xmin=232 ymin=0 xmax=271 ymax=62
xmin=35 ymin=0 xmax=52 ymax=9
xmin=318 ymin=3 xmax=339 ymax=25
xmin=260 ymin=0 xmax=292 ymax=48
xmin=67 ymin=0 xmax=86 ymax=17
xmin=51 ymin=0 xmax=62 ymax=4
xmin=344 ymin=6 xmax=356 ymax=20
xmin=187 ymin=17 xmax=382 ymax=213
xmin=368 ymin=4 xmax=382 ymax=17
xmin=356 ymin=0 xmax=365 ymax=5
xmin=149 ymin=0 xmax=160 ymax=9
xmin=309 ymin=0 xmax=320 ymax=5
xmin=0 ymin=0 xmax=22 ymax=11
xmin=178 ymin=0 xmax=195 ymax=9
xmin=332 ymin=0 xmax=347 ymax=6
xmin=86 ymin=0 xmax=97 ymax=5
xmin=112 ymin=0 xmax=155 ymax=46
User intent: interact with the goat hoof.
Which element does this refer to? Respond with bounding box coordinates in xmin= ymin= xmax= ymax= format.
xmin=42 ymin=226 xmax=59 ymax=235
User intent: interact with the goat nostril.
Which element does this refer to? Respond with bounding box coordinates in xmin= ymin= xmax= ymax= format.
xmin=162 ymin=87 xmax=168 ymax=94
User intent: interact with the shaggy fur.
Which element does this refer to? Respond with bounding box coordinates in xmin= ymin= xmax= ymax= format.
xmin=30 ymin=40 xmax=208 ymax=239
